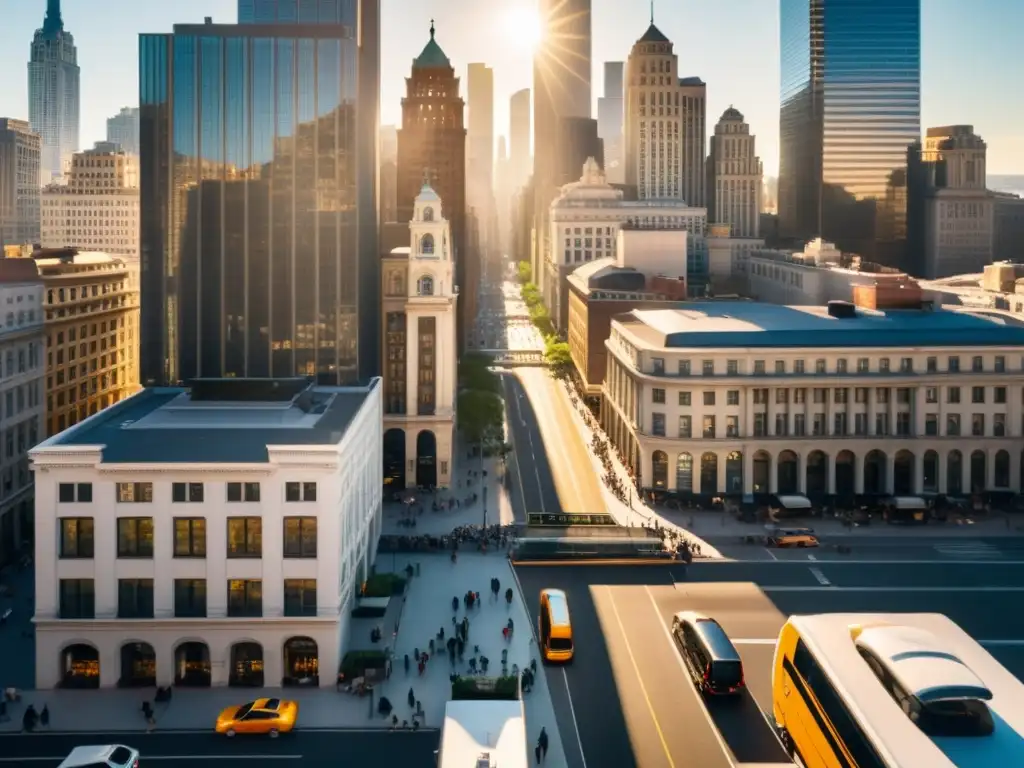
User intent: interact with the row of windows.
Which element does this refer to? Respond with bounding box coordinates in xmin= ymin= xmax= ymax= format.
xmin=59 ymin=480 xmax=318 ymax=505
xmin=58 ymin=578 xmax=318 ymax=620
xmin=59 ymin=516 xmax=318 ymax=559
xmin=655 ymin=355 xmax=1013 ymax=377
xmin=654 ymin=385 xmax=1011 ymax=406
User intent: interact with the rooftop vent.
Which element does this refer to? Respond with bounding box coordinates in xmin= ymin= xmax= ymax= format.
xmin=827 ymin=300 xmax=857 ymax=319
xmin=204 ymin=16 xmax=212 ymax=24
xmin=475 ymin=753 xmax=493 ymax=768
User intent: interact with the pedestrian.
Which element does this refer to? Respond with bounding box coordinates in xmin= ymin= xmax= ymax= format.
xmin=429 ymin=639 xmax=435 ymax=655
xmin=39 ymin=705 xmax=49 ymax=729
xmin=457 ymin=637 xmax=465 ymax=659
xmin=404 ymin=654 xmax=410 ymax=675
xmin=506 ymin=587 xmax=513 ymax=606
xmin=502 ymin=626 xmax=510 ymax=642
xmin=507 ymin=617 xmax=515 ymax=637
xmin=452 ymin=596 xmax=459 ymax=612
xmin=475 ymin=591 xmax=482 ymax=607
xmin=538 ymin=727 xmax=549 ymax=762
xmin=408 ymin=688 xmax=415 ymax=709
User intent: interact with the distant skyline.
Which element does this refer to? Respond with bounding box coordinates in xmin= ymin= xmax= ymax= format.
xmin=0 ymin=0 xmax=1021 ymax=177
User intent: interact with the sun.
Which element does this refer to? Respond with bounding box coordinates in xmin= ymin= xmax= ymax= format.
xmin=505 ymin=4 xmax=545 ymax=50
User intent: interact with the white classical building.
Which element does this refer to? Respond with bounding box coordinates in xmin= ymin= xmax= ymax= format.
xmin=602 ymin=292 xmax=1024 ymax=499
xmin=40 ymin=143 xmax=140 ymax=260
xmin=380 ymin=183 xmax=458 ymax=489
xmin=29 ymin=377 xmax=383 ymax=690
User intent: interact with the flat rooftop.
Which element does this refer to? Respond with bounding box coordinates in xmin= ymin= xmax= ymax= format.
xmin=616 ymin=302 xmax=1024 ymax=349
xmin=40 ymin=378 xmax=375 ymax=463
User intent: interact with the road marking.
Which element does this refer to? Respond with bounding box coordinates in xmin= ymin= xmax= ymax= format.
xmin=0 ymin=758 xmax=304 ymax=763
xmin=809 ymin=567 xmax=832 ymax=586
xmin=604 ymin=586 xmax=678 ymax=768
xmin=562 ymin=668 xmax=589 ymax=768
xmin=807 ymin=554 xmax=816 ymax=561
xmin=763 ymin=586 xmax=1024 ymax=592
xmin=763 ymin=548 xmax=779 ymax=561
xmin=733 ymin=637 xmax=1024 ymax=648
xmin=643 ymin=585 xmax=736 ymax=767
xmin=504 ymin=376 xmax=545 ymax=515
xmin=700 ymin=559 xmax=1024 ymax=565
xmin=934 ymin=541 xmax=1004 ymax=559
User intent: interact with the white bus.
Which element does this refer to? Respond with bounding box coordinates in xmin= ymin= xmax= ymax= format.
xmin=772 ymin=613 xmax=1024 ymax=768
xmin=436 ymin=700 xmax=528 ymax=768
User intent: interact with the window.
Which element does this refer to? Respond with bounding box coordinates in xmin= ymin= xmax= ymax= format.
xmin=754 ymin=360 xmax=765 ymax=375
xmin=678 ymin=391 xmax=691 ymax=406
xmin=60 ymin=518 xmax=94 ymax=558
xmin=678 ymin=416 xmax=692 ymax=438
xmin=173 ymin=518 xmax=206 ymax=557
xmin=776 ymin=389 xmax=788 ymax=404
xmin=813 ymin=388 xmax=827 ymax=404
xmin=651 ymin=357 xmax=664 ymax=375
xmin=285 ymin=481 xmax=318 ymax=502
xmin=703 ymin=391 xmax=716 ymax=406
xmin=947 ymin=387 xmax=961 ymax=404
xmin=726 ymin=360 xmax=738 ymax=375
xmin=896 ymin=412 xmax=911 ymax=436
xmin=896 ymin=388 xmax=911 ymax=404
xmin=652 ymin=388 xmax=666 ymax=404
xmin=702 ymin=360 xmax=714 ymax=376
xmin=995 ymin=386 xmax=1007 ymax=404
xmin=815 ymin=359 xmax=826 ymax=374
xmin=995 ymin=356 xmax=1006 ymax=373
xmin=227 ymin=482 xmax=260 ymax=502
xmin=283 ymin=517 xmax=318 ymax=558
xmin=875 ymin=388 xmax=889 ymax=404
xmin=875 ymin=413 xmax=889 ymax=436
xmin=651 ymin=413 xmax=666 ymax=436
xmin=775 ymin=360 xmax=786 ymax=374
xmin=118 ymin=579 xmax=154 ymax=619
xmin=854 ymin=413 xmax=868 ymax=436
xmin=834 ymin=413 xmax=848 ymax=436
xmin=994 ymin=413 xmax=1006 ymax=437
xmin=794 ymin=360 xmax=805 ymax=375
xmin=117 ymin=517 xmax=154 ymax=557
xmin=855 ymin=387 xmax=868 ymax=404
xmin=227 ymin=517 xmax=262 ymax=557
xmin=753 ymin=413 xmax=767 ymax=436
xmin=58 ymin=483 xmax=92 ymax=503
xmin=926 ymin=387 xmax=938 ymax=404
xmin=702 ymin=416 xmax=716 ymax=438
xmin=228 ymin=579 xmax=263 ymax=617
xmin=948 ymin=356 xmax=960 ymax=372
xmin=813 ymin=414 xmax=826 ymax=436
xmin=727 ymin=390 xmax=739 ymax=406
xmin=172 ymin=482 xmax=204 ymax=503
xmin=834 ymin=388 xmax=848 ymax=404
xmin=972 ymin=386 xmax=985 ymax=404
xmin=793 ymin=388 xmax=806 ymax=404
xmin=174 ymin=579 xmax=207 ymax=618
xmin=836 ymin=359 xmax=847 ymax=374
xmin=926 ymin=356 xmax=937 ymax=373
xmin=678 ymin=360 xmax=691 ymax=376
xmin=726 ymin=416 xmax=739 ymax=437
xmin=925 ymin=414 xmax=938 ymax=436
xmin=775 ymin=413 xmax=788 ymax=436
xmin=59 ymin=579 xmax=95 ymax=619
xmin=972 ymin=414 xmax=985 ymax=437
xmin=947 ymin=414 xmax=961 ymax=436
xmin=879 ymin=358 xmax=890 ymax=373
xmin=753 ymin=388 xmax=768 ymax=405
xmin=284 ymin=579 xmax=317 ymax=617
xmin=857 ymin=358 xmax=869 ymax=373
xmin=117 ymin=482 xmax=153 ymax=503
xmin=793 ymin=414 xmax=806 ymax=436
xmin=972 ymin=356 xmax=983 ymax=372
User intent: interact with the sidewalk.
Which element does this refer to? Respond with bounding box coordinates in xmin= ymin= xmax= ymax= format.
xmin=553 ymin=377 xmax=724 ymax=559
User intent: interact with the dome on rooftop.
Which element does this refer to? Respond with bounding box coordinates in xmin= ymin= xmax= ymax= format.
xmin=720 ymin=106 xmax=745 ymax=122
xmin=413 ymin=20 xmax=451 ymax=69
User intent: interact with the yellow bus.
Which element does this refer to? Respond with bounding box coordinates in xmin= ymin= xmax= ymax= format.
xmin=772 ymin=613 xmax=1024 ymax=768
xmin=538 ymin=589 xmax=573 ymax=663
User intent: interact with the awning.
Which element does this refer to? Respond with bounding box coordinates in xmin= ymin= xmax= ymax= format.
xmin=773 ymin=495 xmax=812 ymax=510
xmin=890 ymin=496 xmax=927 ymax=510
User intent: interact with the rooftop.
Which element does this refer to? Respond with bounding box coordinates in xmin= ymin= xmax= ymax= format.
xmin=637 ymin=23 xmax=669 ymax=44
xmin=413 ymin=21 xmax=450 ymax=69
xmin=36 ymin=378 xmax=377 ymax=463
xmin=440 ymin=701 xmax=527 ymax=768
xmin=615 ymin=302 xmax=1024 ymax=350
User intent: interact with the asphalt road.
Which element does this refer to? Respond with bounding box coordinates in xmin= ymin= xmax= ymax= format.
xmin=710 ymin=533 xmax=1024 ymax=563
xmin=514 ymin=559 xmax=1024 ymax=768
xmin=0 ymin=729 xmax=439 ymax=767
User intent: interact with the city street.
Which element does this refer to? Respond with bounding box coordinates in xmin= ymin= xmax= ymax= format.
xmin=514 ymin=559 xmax=1024 ymax=768
xmin=468 ymin=278 xmax=546 ymax=353
xmin=710 ymin=533 xmax=1024 ymax=562
xmin=0 ymin=729 xmax=439 ymax=767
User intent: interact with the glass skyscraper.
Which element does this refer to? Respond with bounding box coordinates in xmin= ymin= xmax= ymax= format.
xmin=139 ymin=1 xmax=380 ymax=386
xmin=28 ymin=0 xmax=80 ymax=185
xmin=779 ymin=0 xmax=920 ymax=267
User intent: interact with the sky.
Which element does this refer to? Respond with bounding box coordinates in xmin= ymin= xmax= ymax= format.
xmin=0 ymin=0 xmax=1021 ymax=177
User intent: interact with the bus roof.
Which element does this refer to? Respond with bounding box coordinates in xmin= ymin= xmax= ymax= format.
xmin=439 ymin=701 xmax=527 ymax=768
xmin=543 ymin=589 xmax=571 ymax=626
xmin=788 ymin=613 xmax=1024 ymax=768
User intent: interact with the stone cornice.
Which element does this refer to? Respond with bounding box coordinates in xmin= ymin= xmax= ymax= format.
xmin=34 ymin=615 xmax=342 ymax=630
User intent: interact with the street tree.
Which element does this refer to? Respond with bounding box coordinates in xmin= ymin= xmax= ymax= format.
xmin=458 ymin=389 xmax=504 ymax=446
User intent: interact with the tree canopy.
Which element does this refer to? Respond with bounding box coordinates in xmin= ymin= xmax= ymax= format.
xmin=516 ymin=261 xmax=532 ymax=284
xmin=457 ymin=389 xmax=503 ymax=444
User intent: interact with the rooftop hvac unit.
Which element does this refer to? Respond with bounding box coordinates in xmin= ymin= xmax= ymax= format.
xmin=475 ymin=752 xmax=493 ymax=768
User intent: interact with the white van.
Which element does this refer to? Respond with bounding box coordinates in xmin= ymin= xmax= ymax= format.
xmin=58 ymin=745 xmax=139 ymax=768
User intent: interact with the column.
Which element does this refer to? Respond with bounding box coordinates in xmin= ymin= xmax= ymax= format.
xmin=717 ymin=451 xmax=727 ymax=495
xmin=914 ymin=452 xmax=925 ymax=494
xmin=988 ymin=448 xmax=997 ymax=490
xmin=1012 ymin=448 xmax=1022 ymax=493
xmin=827 ymin=453 xmax=836 ymax=495
xmin=769 ymin=452 xmax=779 ymax=493
xmin=885 ymin=454 xmax=896 ymax=495
xmin=743 ymin=450 xmax=754 ymax=495
xmin=797 ymin=452 xmax=807 ymax=494
xmin=961 ymin=454 xmax=971 ymax=495
xmin=854 ymin=451 xmax=865 ymax=495
xmin=938 ymin=450 xmax=948 ymax=494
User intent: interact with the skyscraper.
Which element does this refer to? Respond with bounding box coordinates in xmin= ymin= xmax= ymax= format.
xmin=467 ymin=63 xmax=496 ymax=277
xmin=779 ymin=0 xmax=920 ymax=265
xmin=707 ymin=108 xmax=763 ymax=238
xmin=28 ymin=0 xmax=80 ymax=185
xmin=597 ymin=62 xmax=624 ymax=183
xmin=396 ymin=23 xmax=469 ymax=348
xmin=0 ymin=119 xmax=41 ymax=248
xmin=509 ymin=88 xmax=531 ymax=189
xmin=106 ymin=107 xmax=140 ymax=155
xmin=139 ymin=4 xmax=380 ymax=386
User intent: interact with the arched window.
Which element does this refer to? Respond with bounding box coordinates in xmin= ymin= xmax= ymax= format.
xmin=417 ymin=275 xmax=434 ymax=296
xmin=387 ymin=271 xmax=404 ymax=296
xmin=420 ymin=234 xmax=434 ymax=255
xmin=423 ymin=207 xmax=434 ymax=222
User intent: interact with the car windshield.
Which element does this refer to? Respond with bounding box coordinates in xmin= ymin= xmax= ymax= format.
xmin=713 ymin=660 xmax=743 ymax=686
xmin=550 ymin=638 xmax=573 ymax=651
xmin=236 ymin=702 xmax=256 ymax=719
xmin=109 ymin=747 xmax=134 ymax=765
xmin=265 ymin=698 xmax=281 ymax=711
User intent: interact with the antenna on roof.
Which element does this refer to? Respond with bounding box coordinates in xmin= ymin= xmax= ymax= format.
xmin=429 ymin=18 xmax=435 ymax=39
xmin=650 ymin=0 xmax=654 ymax=24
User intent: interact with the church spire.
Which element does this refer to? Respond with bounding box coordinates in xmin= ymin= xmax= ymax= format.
xmin=43 ymin=0 xmax=64 ymax=34
xmin=650 ymin=0 xmax=654 ymax=24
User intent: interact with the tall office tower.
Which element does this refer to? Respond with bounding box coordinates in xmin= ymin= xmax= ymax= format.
xmin=467 ymin=63 xmax=496 ymax=278
xmin=380 ymin=125 xmax=398 ymax=223
xmin=908 ymin=126 xmax=993 ymax=279
xmin=0 ymin=119 xmax=42 ymax=248
xmin=598 ymin=62 xmax=624 ymax=183
xmin=779 ymin=0 xmax=920 ymax=266
xmin=140 ymin=3 xmax=380 ymax=386
xmin=396 ymin=23 xmax=469 ymax=349
xmin=106 ymin=107 xmax=140 ymax=155
xmin=41 ymin=143 xmax=140 ymax=259
xmin=495 ymin=136 xmax=511 ymax=256
xmin=707 ymin=107 xmax=763 ymax=238
xmin=28 ymin=0 xmax=79 ymax=185
xmin=678 ymin=77 xmax=706 ymax=206
xmin=509 ymin=88 xmax=531 ymax=190
xmin=238 ymin=0 xmax=351 ymax=22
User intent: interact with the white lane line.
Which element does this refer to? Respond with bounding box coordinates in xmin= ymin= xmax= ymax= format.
xmin=563 ymin=668 xmax=589 ymax=768
xmin=763 ymin=548 xmax=779 ymax=561
xmin=0 ymin=758 xmax=303 ymax=763
xmin=733 ymin=637 xmax=1024 ymax=648
xmin=809 ymin=567 xmax=832 ymax=586
xmin=763 ymin=585 xmax=1024 ymax=592
xmin=644 ymin=585 xmax=736 ymax=767
xmin=700 ymin=559 xmax=1024 ymax=566
xmin=807 ymin=554 xmax=816 ymax=561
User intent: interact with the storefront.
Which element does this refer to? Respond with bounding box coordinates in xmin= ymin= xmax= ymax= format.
xmin=119 ymin=642 xmax=156 ymax=687
xmin=61 ymin=644 xmax=100 ymax=689
xmin=174 ymin=642 xmax=211 ymax=687
xmin=283 ymin=637 xmax=319 ymax=686
xmin=229 ymin=642 xmax=264 ymax=687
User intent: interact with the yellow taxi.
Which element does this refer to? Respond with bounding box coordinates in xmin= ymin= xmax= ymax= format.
xmin=215 ymin=697 xmax=298 ymax=737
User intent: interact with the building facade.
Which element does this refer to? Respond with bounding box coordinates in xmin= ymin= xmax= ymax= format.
xmin=0 ymin=119 xmax=41 ymax=248
xmin=602 ymin=295 xmax=1024 ymax=500
xmin=380 ymin=125 xmax=398 ymax=224
xmin=28 ymin=0 xmax=80 ymax=185
xmin=140 ymin=10 xmax=379 ymax=386
xmin=0 ymin=259 xmax=45 ymax=567
xmin=467 ymin=63 xmax=496 ymax=278
xmin=597 ymin=62 xmax=624 ymax=184
xmin=41 ymin=144 xmax=140 ymax=260
xmin=707 ymin=107 xmax=762 ymax=238
xmin=380 ymin=185 xmax=458 ymax=489
xmin=30 ymin=377 xmax=383 ymax=690
xmin=106 ymin=107 xmax=140 ymax=156
xmin=508 ymin=89 xmax=531 ymax=192
xmin=779 ymin=0 xmax=920 ymax=267
xmin=396 ymin=24 xmax=469 ymax=348
xmin=32 ymin=248 xmax=140 ymax=437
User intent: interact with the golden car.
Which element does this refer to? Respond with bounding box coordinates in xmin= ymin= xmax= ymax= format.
xmin=215 ymin=698 xmax=298 ymax=737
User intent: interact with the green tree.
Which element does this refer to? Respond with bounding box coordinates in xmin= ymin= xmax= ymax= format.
xmin=545 ymin=340 xmax=572 ymax=379
xmin=458 ymin=389 xmax=503 ymax=444
xmin=459 ymin=353 xmax=500 ymax=394
xmin=517 ymin=261 xmax=532 ymax=284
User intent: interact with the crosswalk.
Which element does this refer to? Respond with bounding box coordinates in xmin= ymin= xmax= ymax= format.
xmin=933 ymin=540 xmax=1004 ymax=559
